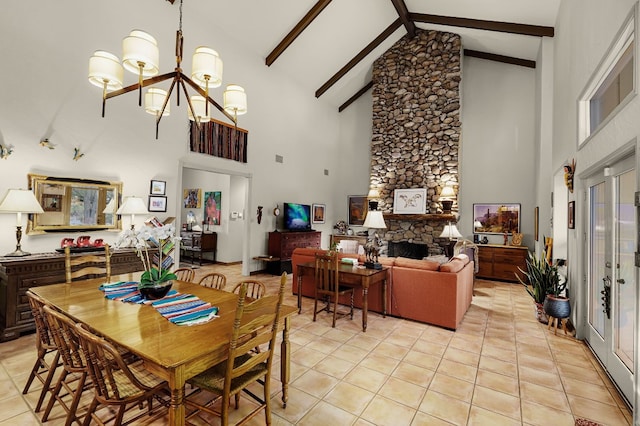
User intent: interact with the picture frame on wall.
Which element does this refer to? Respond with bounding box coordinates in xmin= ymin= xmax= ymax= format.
xmin=312 ymin=204 xmax=326 ymax=224
xmin=183 ymin=188 xmax=201 ymax=208
xmin=473 ymin=203 xmax=521 ymax=235
xmin=150 ymin=180 xmax=166 ymax=195
xmin=203 ymin=191 xmax=222 ymax=226
xmin=148 ymin=195 xmax=167 ymax=212
xmin=393 ymin=188 xmax=427 ymax=214
xmin=534 ymin=206 xmax=539 ymax=241
xmin=348 ymin=195 xmax=368 ymax=226
xmin=568 ymin=201 xmax=575 ymax=229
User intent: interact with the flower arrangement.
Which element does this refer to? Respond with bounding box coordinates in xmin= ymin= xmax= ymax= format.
xmin=115 ymin=223 xmax=179 ymax=288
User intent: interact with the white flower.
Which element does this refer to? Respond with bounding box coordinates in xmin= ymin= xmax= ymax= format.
xmin=114 ymin=223 xmax=180 ymax=276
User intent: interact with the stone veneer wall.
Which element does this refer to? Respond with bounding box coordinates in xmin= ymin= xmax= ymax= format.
xmin=370 ymin=29 xmax=462 ymax=255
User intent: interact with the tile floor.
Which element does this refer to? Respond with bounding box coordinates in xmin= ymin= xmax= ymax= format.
xmin=0 ymin=262 xmax=633 ymax=425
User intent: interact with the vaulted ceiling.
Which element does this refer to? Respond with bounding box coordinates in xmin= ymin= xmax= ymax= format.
xmin=168 ymin=0 xmax=561 ymax=111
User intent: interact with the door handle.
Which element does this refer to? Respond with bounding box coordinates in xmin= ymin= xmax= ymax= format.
xmin=617 ymin=278 xmax=626 ymax=284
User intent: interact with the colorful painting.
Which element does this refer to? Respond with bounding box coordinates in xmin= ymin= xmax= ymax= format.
xmin=183 ymin=188 xmax=201 ymax=208
xmin=348 ymin=195 xmax=367 ymax=226
xmin=473 ymin=203 xmax=521 ymax=235
xmin=204 ymin=191 xmax=222 ymax=226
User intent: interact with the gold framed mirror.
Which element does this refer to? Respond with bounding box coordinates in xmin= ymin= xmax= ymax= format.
xmin=27 ymin=174 xmax=123 ymax=234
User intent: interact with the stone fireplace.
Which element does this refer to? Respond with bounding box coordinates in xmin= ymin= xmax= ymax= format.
xmin=369 ymin=29 xmax=462 ymax=255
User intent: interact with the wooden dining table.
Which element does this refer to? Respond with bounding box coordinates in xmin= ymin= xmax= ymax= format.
xmin=29 ymin=273 xmax=297 ymax=426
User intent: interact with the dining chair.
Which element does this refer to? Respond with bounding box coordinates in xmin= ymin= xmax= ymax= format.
xmin=64 ymin=244 xmax=111 ymax=283
xmin=313 ymin=252 xmax=354 ymax=327
xmin=73 ymin=322 xmax=170 ymax=426
xmin=173 ymin=267 xmax=196 ymax=282
xmin=198 ymin=272 xmax=227 ymax=290
xmin=185 ymin=272 xmax=287 ymax=425
xmin=41 ymin=305 xmax=91 ymax=426
xmin=231 ymin=280 xmax=266 ymax=300
xmin=22 ymin=291 xmax=61 ymax=413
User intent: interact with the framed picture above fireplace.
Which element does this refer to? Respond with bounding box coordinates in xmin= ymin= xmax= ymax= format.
xmin=473 ymin=203 xmax=520 ymax=235
xmin=393 ymin=188 xmax=427 ymax=214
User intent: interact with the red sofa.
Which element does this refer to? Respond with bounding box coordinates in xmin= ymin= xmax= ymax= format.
xmin=291 ymin=247 xmax=474 ymax=330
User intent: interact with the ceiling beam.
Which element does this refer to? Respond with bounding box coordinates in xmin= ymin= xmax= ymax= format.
xmin=389 ymin=0 xmax=415 ymax=38
xmin=266 ymin=0 xmax=333 ymax=66
xmin=410 ymin=13 xmax=554 ymax=37
xmin=464 ymin=49 xmax=536 ymax=68
xmin=338 ymin=81 xmax=373 ymax=112
xmin=316 ymin=18 xmax=402 ymax=98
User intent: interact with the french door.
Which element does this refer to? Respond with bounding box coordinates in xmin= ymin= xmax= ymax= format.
xmin=585 ymin=155 xmax=635 ymax=405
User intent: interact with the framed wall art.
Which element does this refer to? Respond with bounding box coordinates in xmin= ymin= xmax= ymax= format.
xmin=312 ymin=203 xmax=326 ymax=224
xmin=203 ymin=191 xmax=221 ymax=226
xmin=534 ymin=206 xmax=539 ymax=241
xmin=148 ymin=195 xmax=167 ymax=212
xmin=348 ymin=195 xmax=368 ymax=226
xmin=183 ymin=188 xmax=201 ymax=208
xmin=473 ymin=203 xmax=521 ymax=235
xmin=150 ymin=180 xmax=166 ymax=195
xmin=393 ymin=188 xmax=427 ymax=214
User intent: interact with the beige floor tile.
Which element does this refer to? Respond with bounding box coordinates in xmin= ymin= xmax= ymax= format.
xmin=478 ymin=355 xmax=518 ymax=377
xmin=419 ymin=390 xmax=470 ymax=426
xmin=518 ymin=365 xmax=563 ymax=391
xmin=403 ymin=349 xmax=441 ymax=371
xmin=347 ymin=334 xmax=381 ymax=351
xmin=360 ymin=353 xmax=400 ymax=375
xmin=384 ymin=331 xmax=419 ymax=348
xmin=472 ymin=386 xmax=521 ymax=420
xmin=519 ymin=380 xmax=571 ymax=412
xmin=344 ymin=365 xmax=388 ymax=392
xmin=428 ymin=372 xmax=474 ymax=402
xmin=312 ymin=355 xmax=355 ymax=379
xmin=475 ymin=369 xmax=519 ymax=397
xmin=305 ymin=336 xmax=343 ymax=354
xmin=567 ymin=394 xmax=630 ymax=426
xmin=467 ymin=405 xmax=521 ymax=426
xmin=411 ymin=411 xmax=457 ymax=426
xmin=391 ymin=361 xmax=436 ymax=388
xmin=0 ymin=411 xmax=41 ymax=426
xmin=521 ymin=400 xmax=575 ymax=426
xmin=443 ymin=346 xmax=480 ymax=367
xmin=291 ymin=346 xmax=327 ymax=368
xmin=561 ymin=375 xmax=618 ymax=406
xmin=291 ymin=369 xmax=338 ymax=398
xmin=370 ymin=341 xmax=410 ymax=360
xmin=331 ymin=343 xmax=370 ymax=364
xmin=297 ymin=401 xmax=357 ymax=425
xmin=378 ymin=376 xmax=426 ymax=409
xmin=412 ymin=339 xmax=447 ymax=358
xmin=323 ymin=381 xmax=375 ymax=415
xmin=360 ymin=394 xmax=417 ymax=426
xmin=270 ymin=389 xmax=319 ymax=424
xmin=436 ymin=358 xmax=477 ymax=383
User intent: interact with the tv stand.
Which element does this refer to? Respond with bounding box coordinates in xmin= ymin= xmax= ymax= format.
xmin=268 ymin=230 xmax=321 ymax=273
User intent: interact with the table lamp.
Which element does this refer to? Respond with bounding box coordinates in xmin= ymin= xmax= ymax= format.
xmin=439 ymin=222 xmax=462 ymax=257
xmin=0 ymin=189 xmax=44 ymax=257
xmin=438 ymin=185 xmax=456 ymax=213
xmin=363 ymin=209 xmax=387 ymax=269
xmin=116 ymin=196 xmax=148 ymax=230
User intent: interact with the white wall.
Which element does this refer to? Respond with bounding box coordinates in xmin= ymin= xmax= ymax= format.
xmin=459 ymin=57 xmax=537 ymax=248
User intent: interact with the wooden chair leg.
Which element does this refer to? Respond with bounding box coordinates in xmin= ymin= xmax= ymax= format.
xmin=332 ymin=296 xmax=338 ymax=327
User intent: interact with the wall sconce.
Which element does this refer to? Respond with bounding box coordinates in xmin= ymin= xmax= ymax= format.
xmin=0 ymin=189 xmax=44 ymax=256
xmin=438 ymin=185 xmax=456 ymax=213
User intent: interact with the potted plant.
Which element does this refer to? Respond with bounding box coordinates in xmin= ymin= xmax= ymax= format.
xmin=542 ymin=260 xmax=570 ymax=320
xmin=517 ymin=249 xmax=558 ymax=324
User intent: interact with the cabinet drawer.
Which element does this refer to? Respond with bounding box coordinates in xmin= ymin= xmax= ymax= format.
xmin=493 ymin=263 xmax=522 ymax=281
xmin=20 ymin=274 xmax=66 ymax=289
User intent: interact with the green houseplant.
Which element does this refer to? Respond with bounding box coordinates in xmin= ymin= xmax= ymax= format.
xmin=517 ymin=249 xmax=559 ymax=324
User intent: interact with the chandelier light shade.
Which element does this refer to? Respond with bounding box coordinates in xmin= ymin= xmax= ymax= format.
xmin=191 ymin=47 xmax=223 ymax=88
xmin=187 ymin=96 xmax=211 ymax=122
xmin=88 ymin=51 xmax=124 ymax=91
xmin=0 ymin=189 xmax=44 ymax=257
xmin=223 ymin=85 xmax=248 ymax=116
xmin=145 ymin=88 xmax=171 ymax=117
xmin=88 ymin=0 xmax=247 ymax=139
xmin=122 ymin=30 xmax=160 ymax=76
xmin=116 ymin=196 xmax=148 ymax=230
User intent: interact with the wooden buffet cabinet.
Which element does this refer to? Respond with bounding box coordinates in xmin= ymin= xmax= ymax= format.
xmin=0 ymin=249 xmax=143 ymax=342
xmin=268 ymin=231 xmax=321 ymax=274
xmin=477 ymin=244 xmax=528 ymax=283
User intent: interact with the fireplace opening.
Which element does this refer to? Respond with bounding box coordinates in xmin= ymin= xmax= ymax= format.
xmin=387 ymin=241 xmax=429 ymax=259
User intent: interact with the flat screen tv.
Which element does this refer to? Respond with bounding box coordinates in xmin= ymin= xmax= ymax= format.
xmin=283 ymin=202 xmax=312 ymax=231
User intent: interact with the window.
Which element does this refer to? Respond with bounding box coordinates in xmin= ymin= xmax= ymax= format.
xmin=579 ymin=7 xmax=636 ymax=147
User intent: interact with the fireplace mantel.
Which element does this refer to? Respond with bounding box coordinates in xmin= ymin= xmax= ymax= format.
xmin=383 ymin=213 xmax=456 ymax=222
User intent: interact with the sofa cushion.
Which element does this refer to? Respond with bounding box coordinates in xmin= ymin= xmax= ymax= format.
xmin=394 ymin=257 xmax=440 ymax=271
xmin=440 ymin=258 xmax=465 ymax=273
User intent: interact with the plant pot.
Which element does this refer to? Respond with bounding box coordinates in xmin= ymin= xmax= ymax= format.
xmin=138 ymin=281 xmax=173 ymax=300
xmin=534 ymin=302 xmax=548 ymax=324
xmin=543 ymin=295 xmax=571 ymax=319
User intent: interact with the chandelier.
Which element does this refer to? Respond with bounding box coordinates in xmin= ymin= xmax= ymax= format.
xmin=88 ymin=0 xmax=247 ymax=139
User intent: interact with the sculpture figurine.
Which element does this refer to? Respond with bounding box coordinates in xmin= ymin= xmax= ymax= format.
xmin=564 ymin=159 xmax=576 ymax=193
xmin=257 ymin=206 xmax=263 ymax=224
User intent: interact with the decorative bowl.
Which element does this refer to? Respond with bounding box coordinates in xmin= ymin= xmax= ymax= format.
xmin=138 ymin=281 xmax=173 ymax=300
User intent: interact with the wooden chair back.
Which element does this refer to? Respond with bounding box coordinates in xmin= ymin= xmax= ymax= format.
xmin=173 ymin=267 xmax=195 ymax=282
xmin=314 ymin=252 xmax=340 ymax=298
xmin=232 ymin=280 xmax=266 ymax=300
xmin=198 ymin=272 xmax=227 ymax=290
xmin=64 ymin=244 xmax=111 ymax=283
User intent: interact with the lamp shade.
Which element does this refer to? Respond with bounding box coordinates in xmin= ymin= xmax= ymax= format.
xmin=187 ymin=95 xmax=211 ymax=122
xmin=116 ymin=196 xmax=148 ymax=215
xmin=144 ymin=88 xmax=170 ymax=116
xmin=88 ymin=51 xmax=124 ymax=91
xmin=223 ymin=85 xmax=247 ymax=116
xmin=122 ymin=30 xmax=159 ymax=76
xmin=191 ymin=46 xmax=223 ymax=89
xmin=102 ymin=198 xmax=117 ymax=214
xmin=363 ymin=211 xmax=387 ymax=229
xmin=439 ymin=185 xmax=456 ymax=200
xmin=439 ymin=224 xmax=462 ymax=239
xmin=0 ymin=189 xmax=44 ymax=214
xmin=367 ymin=188 xmax=380 ymax=199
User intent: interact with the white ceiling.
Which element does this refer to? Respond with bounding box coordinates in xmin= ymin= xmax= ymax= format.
xmin=198 ymin=0 xmax=561 ymax=109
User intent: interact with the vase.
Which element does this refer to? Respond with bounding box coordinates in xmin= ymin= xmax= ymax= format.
xmin=138 ymin=281 xmax=173 ymax=300
xmin=543 ymin=295 xmax=571 ymax=319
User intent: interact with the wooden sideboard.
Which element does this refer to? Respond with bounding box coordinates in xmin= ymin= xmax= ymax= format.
xmin=0 ymin=249 xmax=143 ymax=342
xmin=268 ymin=231 xmax=321 ymax=274
xmin=477 ymin=244 xmax=528 ymax=283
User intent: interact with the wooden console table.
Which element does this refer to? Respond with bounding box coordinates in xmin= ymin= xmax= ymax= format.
xmin=477 ymin=244 xmax=528 ymax=283
xmin=0 ymin=249 xmax=143 ymax=341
